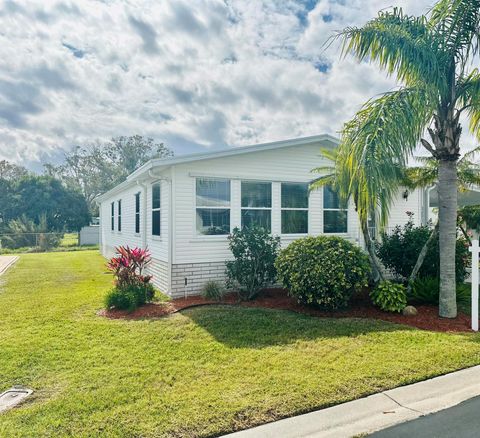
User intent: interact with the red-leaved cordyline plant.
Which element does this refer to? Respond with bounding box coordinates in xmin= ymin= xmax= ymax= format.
xmin=107 ymin=246 xmax=152 ymax=289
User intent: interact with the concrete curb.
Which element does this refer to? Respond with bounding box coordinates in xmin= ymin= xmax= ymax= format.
xmin=0 ymin=256 xmax=18 ymax=276
xmin=223 ymin=365 xmax=480 ymax=438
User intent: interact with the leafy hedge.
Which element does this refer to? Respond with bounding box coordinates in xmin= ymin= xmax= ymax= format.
xmin=275 ymin=236 xmax=370 ymax=310
xmin=376 ymin=219 xmax=469 ymax=282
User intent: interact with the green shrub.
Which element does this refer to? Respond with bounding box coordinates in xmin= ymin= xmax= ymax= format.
xmin=410 ymin=276 xmax=471 ymax=306
xmin=105 ymin=288 xmax=137 ymax=312
xmin=376 ymin=215 xmax=469 ymax=282
xmin=226 ymin=226 xmax=280 ymax=301
xmin=201 ymin=280 xmax=226 ymax=301
xmin=370 ymin=281 xmax=407 ymax=313
xmin=275 ymin=236 xmax=370 ymax=310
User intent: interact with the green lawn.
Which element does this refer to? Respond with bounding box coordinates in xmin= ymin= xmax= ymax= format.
xmin=1 ymin=252 xmax=480 ymax=437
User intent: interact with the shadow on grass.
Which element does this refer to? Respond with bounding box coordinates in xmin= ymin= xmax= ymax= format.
xmin=180 ymin=305 xmax=412 ymax=349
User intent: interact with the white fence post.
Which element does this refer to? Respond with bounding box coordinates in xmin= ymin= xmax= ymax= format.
xmin=469 ymin=240 xmax=479 ymax=332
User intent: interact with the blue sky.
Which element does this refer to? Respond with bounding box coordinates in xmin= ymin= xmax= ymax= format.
xmin=0 ymin=0 xmax=445 ymax=170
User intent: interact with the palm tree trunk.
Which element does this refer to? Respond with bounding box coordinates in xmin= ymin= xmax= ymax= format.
xmin=361 ymin=219 xmax=385 ymax=283
xmin=407 ymin=223 xmax=438 ymax=295
xmin=437 ymin=159 xmax=458 ymax=318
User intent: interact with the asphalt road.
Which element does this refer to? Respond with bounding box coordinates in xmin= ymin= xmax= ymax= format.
xmin=370 ymin=395 xmax=480 ymax=438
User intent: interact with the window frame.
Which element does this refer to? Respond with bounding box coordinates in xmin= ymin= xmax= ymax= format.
xmin=111 ymin=202 xmax=115 ymax=231
xmin=195 ymin=177 xmax=231 ymax=236
xmin=323 ymin=186 xmax=348 ymax=234
xmin=280 ymin=182 xmax=309 ymax=235
xmin=117 ymin=199 xmax=122 ymax=232
xmin=240 ymin=181 xmax=272 ymax=232
xmin=134 ymin=192 xmax=141 ymax=235
xmin=152 ymin=183 xmax=161 ymax=237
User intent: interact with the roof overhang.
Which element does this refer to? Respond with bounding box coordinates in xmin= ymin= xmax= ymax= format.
xmin=95 ymin=133 xmax=339 ymax=203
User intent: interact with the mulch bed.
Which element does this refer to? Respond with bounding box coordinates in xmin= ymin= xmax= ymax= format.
xmin=99 ymin=288 xmax=473 ymax=333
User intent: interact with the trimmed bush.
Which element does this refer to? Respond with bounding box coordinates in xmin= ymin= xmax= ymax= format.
xmin=370 ymin=281 xmax=407 ymax=313
xmin=201 ymin=280 xmax=226 ymax=301
xmin=226 ymin=226 xmax=280 ymax=301
xmin=275 ymin=236 xmax=370 ymax=310
xmin=105 ymin=288 xmax=137 ymax=312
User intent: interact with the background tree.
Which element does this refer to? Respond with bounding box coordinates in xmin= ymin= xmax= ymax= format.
xmin=12 ymin=176 xmax=90 ymax=231
xmin=331 ymin=1 xmax=480 ymax=318
xmin=45 ymin=135 xmax=173 ymax=214
xmin=0 ymin=160 xmax=29 ymax=181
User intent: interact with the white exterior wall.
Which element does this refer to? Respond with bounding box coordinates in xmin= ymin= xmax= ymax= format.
xmin=170 ymin=141 xmax=360 ymax=296
xmin=386 ymin=188 xmax=425 ymax=229
xmin=99 ymin=169 xmax=171 ymax=293
xmin=99 ymin=139 xmax=426 ymax=298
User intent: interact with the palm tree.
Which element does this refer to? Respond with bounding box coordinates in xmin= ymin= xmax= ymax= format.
xmin=311 ymin=149 xmax=388 ymax=283
xmin=333 ymin=1 xmax=480 ymax=318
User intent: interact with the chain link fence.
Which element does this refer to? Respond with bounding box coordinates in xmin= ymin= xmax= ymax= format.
xmin=0 ymin=232 xmax=79 ymax=253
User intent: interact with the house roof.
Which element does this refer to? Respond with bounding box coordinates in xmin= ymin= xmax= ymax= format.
xmin=96 ymin=133 xmax=339 ymax=202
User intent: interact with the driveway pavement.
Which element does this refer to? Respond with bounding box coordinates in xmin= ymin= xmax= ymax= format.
xmin=0 ymin=256 xmax=18 ymax=275
xmin=370 ymin=395 xmax=480 ymax=438
xmin=224 ymin=366 xmax=480 ymax=438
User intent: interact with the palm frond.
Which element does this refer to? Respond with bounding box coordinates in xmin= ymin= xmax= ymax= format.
xmin=430 ymin=0 xmax=480 ymax=61
xmin=338 ymin=85 xmax=435 ymax=227
xmin=457 ymin=69 xmax=480 ymax=141
xmin=337 ymin=7 xmax=446 ymax=90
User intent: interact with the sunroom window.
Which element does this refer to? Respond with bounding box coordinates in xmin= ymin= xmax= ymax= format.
xmin=111 ymin=202 xmax=114 ymax=231
xmin=117 ymin=200 xmax=122 ymax=232
xmin=323 ymin=186 xmax=347 ymax=233
xmin=281 ymin=183 xmax=308 ymax=234
xmin=241 ymin=181 xmax=272 ymax=232
xmin=196 ymin=178 xmax=230 ymax=235
xmin=152 ymin=183 xmax=161 ymax=236
xmin=135 ymin=192 xmax=140 ymax=234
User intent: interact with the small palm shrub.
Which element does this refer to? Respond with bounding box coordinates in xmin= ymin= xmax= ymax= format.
xmin=410 ymin=277 xmax=470 ymax=306
xmin=201 ymin=280 xmax=226 ymax=301
xmin=105 ymin=246 xmax=155 ymax=311
xmin=275 ymin=236 xmax=370 ymax=310
xmin=370 ymin=281 xmax=407 ymax=313
xmin=226 ymin=226 xmax=280 ymax=301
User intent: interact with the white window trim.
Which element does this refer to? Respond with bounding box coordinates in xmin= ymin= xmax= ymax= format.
xmin=194 ymin=177 xmax=231 ymax=237
xmin=152 ymin=182 xmax=161 ymax=236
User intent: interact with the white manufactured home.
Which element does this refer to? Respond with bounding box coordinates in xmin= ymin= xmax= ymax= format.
xmin=97 ymin=134 xmax=427 ymax=298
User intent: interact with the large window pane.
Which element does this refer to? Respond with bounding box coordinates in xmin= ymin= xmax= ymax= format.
xmin=282 ymin=183 xmax=308 ymax=208
xmin=324 ymin=210 xmax=347 ymax=233
xmin=241 ymin=209 xmax=271 ymax=232
xmin=282 ymin=210 xmax=308 ymax=234
xmin=323 ymin=186 xmax=341 ymax=209
xmin=196 ymin=179 xmax=230 ymax=207
xmin=241 ymin=182 xmax=271 ymax=208
xmin=196 ymin=208 xmax=230 ymax=235
xmin=152 ymin=210 xmax=161 ymax=236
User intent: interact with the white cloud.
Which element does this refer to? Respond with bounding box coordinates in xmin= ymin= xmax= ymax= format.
xmin=2 ymin=0 xmax=474 ymax=170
